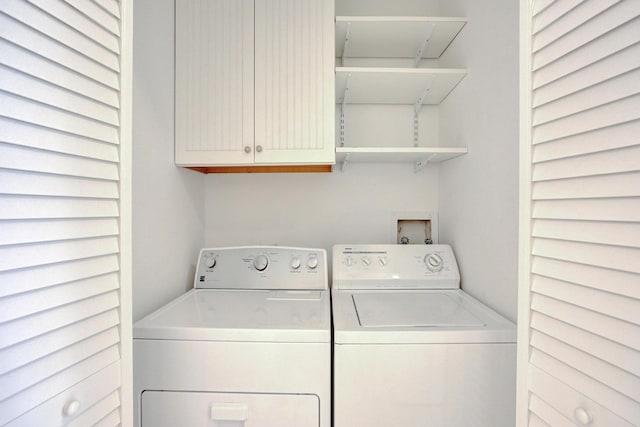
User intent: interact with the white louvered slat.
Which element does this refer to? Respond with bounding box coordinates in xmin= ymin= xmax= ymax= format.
xmin=0 ymin=273 xmax=119 ymax=322
xmin=531 ymin=293 xmax=639 ymax=352
xmin=1 ymin=292 xmax=119 ymax=349
xmin=0 ymin=196 xmax=119 ymax=220
xmin=0 ymin=329 xmax=120 ymax=402
xmin=532 ymin=0 xmax=619 ymax=53
xmin=533 ymin=69 xmax=640 ymax=126
xmin=0 ymin=142 xmax=119 ymax=179
xmin=0 ymin=0 xmax=126 ymax=424
xmin=529 ymin=394 xmax=575 ymax=427
xmin=0 ymin=218 xmax=119 ymax=246
xmin=0 ymin=40 xmax=120 ymax=108
xmin=532 ymin=120 xmax=640 ymax=163
xmin=0 ymin=92 xmax=119 ymax=144
xmin=0 ymin=310 xmax=120 ymax=375
xmin=0 ymin=346 xmax=120 ymax=425
xmin=0 ymin=236 xmax=119 ymax=272
xmin=92 ymin=0 xmax=120 ymax=19
xmin=533 ymin=2 xmax=638 ymax=70
xmin=524 ymin=1 xmax=640 ymax=424
xmin=0 ymin=117 xmax=119 ymax=161
xmin=532 ymin=17 xmax=640 ymax=90
xmin=28 ymin=0 xmax=120 ymax=53
xmin=533 ymin=275 xmax=640 ymax=324
xmin=2 ymin=0 xmax=119 ymax=71
xmin=4 ymin=361 xmax=120 ymax=427
xmin=0 ymin=254 xmax=119 ymax=297
xmin=532 ymin=42 xmax=640 ymax=109
xmin=68 ymin=390 xmax=121 ymax=427
xmin=531 ymin=349 xmax=640 ymax=423
xmin=0 ymin=14 xmax=119 ymax=90
xmin=531 ymin=331 xmax=640 ymax=402
xmin=533 ymin=145 xmax=640 ymax=180
xmin=0 ymin=66 xmax=120 ymax=126
xmin=531 ymin=257 xmax=639 ymax=299
xmin=532 ymin=312 xmax=640 ymax=376
xmin=533 ymin=172 xmax=640 ymax=200
xmin=64 ymin=0 xmax=120 ymax=36
xmin=532 ymin=198 xmax=640 ymax=222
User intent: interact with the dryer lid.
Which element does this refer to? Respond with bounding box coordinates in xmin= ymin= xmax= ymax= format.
xmin=133 ymin=289 xmax=331 ymax=343
xmin=353 ymin=292 xmax=484 ymax=327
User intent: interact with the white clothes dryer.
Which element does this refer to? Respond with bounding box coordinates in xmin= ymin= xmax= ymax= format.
xmin=332 ymin=244 xmax=516 ymax=427
xmin=133 ymin=246 xmax=331 ymax=427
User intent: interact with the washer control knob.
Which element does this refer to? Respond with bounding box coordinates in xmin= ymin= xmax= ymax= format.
xmin=345 ymin=256 xmax=353 ymax=267
xmin=307 ymin=255 xmax=318 ymax=270
xmin=253 ymin=254 xmax=269 ymax=271
xmin=425 ymin=253 xmax=443 ymax=272
xmin=205 ymin=256 xmax=216 ymax=269
xmin=378 ymin=256 xmax=387 ymax=266
xmin=361 ymin=256 xmax=371 ymax=266
xmin=290 ymin=257 xmax=301 ymax=270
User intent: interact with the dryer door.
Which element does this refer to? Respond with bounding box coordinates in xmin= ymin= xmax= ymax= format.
xmin=141 ymin=391 xmax=319 ymax=427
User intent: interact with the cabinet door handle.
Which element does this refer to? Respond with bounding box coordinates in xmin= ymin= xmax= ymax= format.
xmin=244 ymin=146 xmax=251 ymax=153
xmin=256 ymin=145 xmax=263 ymax=153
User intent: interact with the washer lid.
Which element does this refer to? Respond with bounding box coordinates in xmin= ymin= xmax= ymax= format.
xmin=332 ymin=289 xmax=516 ymax=344
xmin=133 ymin=289 xmax=331 ymax=343
xmin=353 ymin=292 xmax=484 ymax=327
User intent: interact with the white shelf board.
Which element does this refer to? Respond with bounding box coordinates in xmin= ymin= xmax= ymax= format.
xmin=336 ymin=146 xmax=467 ymax=165
xmin=336 ymin=16 xmax=466 ymax=59
xmin=336 ymin=67 xmax=466 ymax=104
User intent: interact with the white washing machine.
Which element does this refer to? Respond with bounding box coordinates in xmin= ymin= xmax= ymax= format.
xmin=332 ymin=244 xmax=517 ymax=427
xmin=133 ymin=246 xmax=331 ymax=427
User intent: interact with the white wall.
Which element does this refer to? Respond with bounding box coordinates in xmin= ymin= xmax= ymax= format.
xmin=204 ymin=164 xmax=439 ymax=263
xmin=438 ymin=0 xmax=520 ymax=321
xmin=132 ymin=0 xmax=205 ymax=321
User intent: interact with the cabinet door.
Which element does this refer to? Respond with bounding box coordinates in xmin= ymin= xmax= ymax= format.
xmin=254 ymin=0 xmax=335 ymax=165
xmin=175 ymin=0 xmax=255 ymax=165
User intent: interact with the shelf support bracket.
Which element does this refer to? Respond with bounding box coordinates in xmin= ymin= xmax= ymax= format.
xmin=341 ymin=22 xmax=352 ymax=66
xmin=340 ymin=74 xmax=351 ymax=148
xmin=413 ymin=23 xmax=435 ymax=67
xmin=414 ymin=153 xmax=437 ymax=173
xmin=341 ymin=152 xmax=350 ymax=172
xmin=413 ymin=75 xmax=434 ymax=146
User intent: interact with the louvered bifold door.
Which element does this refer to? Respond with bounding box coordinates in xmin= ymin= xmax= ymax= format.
xmin=0 ymin=0 xmax=125 ymax=425
xmin=525 ymin=0 xmax=640 ymax=425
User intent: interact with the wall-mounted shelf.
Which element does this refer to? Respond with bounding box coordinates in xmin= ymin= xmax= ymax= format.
xmin=335 ymin=14 xmax=468 ymax=172
xmin=336 ymin=16 xmax=467 ymax=60
xmin=336 ymin=67 xmax=466 ymax=105
xmin=336 ymin=147 xmax=467 ymax=172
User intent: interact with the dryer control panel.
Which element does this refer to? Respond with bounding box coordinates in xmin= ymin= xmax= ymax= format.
xmin=333 ymin=244 xmax=460 ymax=290
xmin=195 ymin=246 xmax=328 ymax=290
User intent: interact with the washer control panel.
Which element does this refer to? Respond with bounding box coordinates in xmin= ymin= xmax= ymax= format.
xmin=195 ymin=246 xmax=327 ymax=290
xmin=333 ymin=244 xmax=460 ymax=290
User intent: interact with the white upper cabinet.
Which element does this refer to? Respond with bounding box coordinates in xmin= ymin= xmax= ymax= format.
xmin=175 ymin=0 xmax=335 ymax=169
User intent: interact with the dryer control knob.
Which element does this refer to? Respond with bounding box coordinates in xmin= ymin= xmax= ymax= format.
xmin=205 ymin=256 xmax=216 ymax=269
xmin=361 ymin=256 xmax=371 ymax=266
xmin=307 ymin=256 xmax=318 ymax=270
xmin=253 ymin=254 xmax=269 ymax=271
xmin=425 ymin=253 xmax=443 ymax=272
xmin=378 ymin=256 xmax=388 ymax=266
xmin=345 ymin=256 xmax=353 ymax=267
xmin=290 ymin=257 xmax=301 ymax=270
